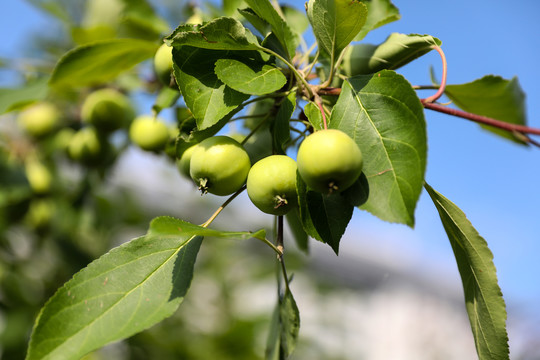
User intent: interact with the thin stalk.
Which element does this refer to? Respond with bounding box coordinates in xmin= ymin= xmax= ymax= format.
xmin=201 ymin=185 xmax=246 ymax=228
xmin=422 ymin=45 xmax=447 ymax=103
xmin=260 ymin=47 xmax=314 ymax=99
xmin=241 ymin=113 xmax=271 ymax=146
xmin=276 ymin=215 xmax=291 ymax=291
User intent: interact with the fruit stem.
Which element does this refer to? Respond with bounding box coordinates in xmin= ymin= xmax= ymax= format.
xmin=201 ymin=185 xmax=246 ymax=228
xmin=241 ymin=112 xmax=272 ymax=146
xmin=276 ymin=215 xmax=291 ymax=291
xmin=421 ymin=45 xmax=447 ymax=104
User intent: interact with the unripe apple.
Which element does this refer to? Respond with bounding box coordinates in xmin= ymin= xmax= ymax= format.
xmin=25 ymin=159 xmax=53 ymax=194
xmin=81 ymin=88 xmax=134 ymax=132
xmin=67 ymin=127 xmax=103 ymax=164
xmin=297 ymin=129 xmax=363 ymax=194
xmin=247 ymin=155 xmax=298 ymax=215
xmin=18 ymin=102 xmax=60 ymax=137
xmin=129 ymin=115 xmax=170 ymax=152
xmin=189 ymin=136 xmax=251 ymax=196
xmin=154 ymin=43 xmax=175 ymax=87
xmin=176 ymin=145 xmax=196 ymax=178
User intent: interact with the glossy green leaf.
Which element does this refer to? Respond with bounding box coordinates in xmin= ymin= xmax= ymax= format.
xmin=425 ymin=184 xmax=509 ymax=360
xmin=172 ymin=46 xmax=249 ymax=130
xmin=49 ymin=39 xmax=158 ymax=87
xmin=0 ymin=78 xmax=49 ymax=114
xmin=330 ymin=70 xmax=427 ymax=226
xmin=214 ymin=58 xmax=287 ymax=95
xmin=272 ymin=92 xmax=296 ymax=154
xmin=26 ymin=216 xmax=269 ymax=360
xmin=165 ymin=17 xmax=260 ymax=51
xmin=303 ymin=101 xmax=324 ymax=131
xmin=244 ymin=0 xmax=298 ymax=59
xmin=26 ymin=217 xmax=203 ymax=360
xmin=355 ymin=0 xmax=400 ymax=40
xmin=297 ymin=174 xmax=353 ymax=255
xmin=445 ymin=75 xmax=527 ymax=144
xmin=266 ymin=289 xmax=300 ymax=360
xmin=341 ymin=33 xmax=441 ymax=76
xmin=307 ymin=0 xmax=368 ymax=65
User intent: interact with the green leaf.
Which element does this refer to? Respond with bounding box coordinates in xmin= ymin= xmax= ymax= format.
xmin=238 ymin=8 xmax=271 ymax=37
xmin=424 ymin=184 xmax=509 ymax=360
xmin=297 ymin=174 xmax=353 ymax=255
xmin=49 ymin=39 xmax=158 ymax=87
xmin=165 ymin=17 xmax=261 ymax=51
xmin=303 ymin=101 xmax=324 ymax=131
xmin=26 ymin=0 xmax=72 ymax=24
xmin=286 ymin=209 xmax=309 ymax=253
xmin=272 ymin=92 xmax=296 ymax=154
xmin=307 ymin=0 xmax=368 ymax=65
xmin=26 ymin=216 xmax=268 ymax=360
xmin=26 ymin=217 xmax=203 ymax=360
xmin=152 ymin=87 xmax=180 ymax=115
xmin=214 ymin=58 xmax=287 ymax=95
xmin=265 ymin=289 xmax=300 ymax=360
xmin=355 ymin=0 xmax=400 ymax=40
xmin=244 ymin=0 xmax=298 ymax=59
xmin=0 ymin=78 xmax=49 ymax=115
xmin=172 ymin=46 xmax=250 ymax=130
xmin=121 ymin=0 xmax=170 ymax=40
xmin=330 ymin=70 xmax=427 ymax=226
xmin=341 ymin=33 xmax=441 ymax=76
xmin=445 ymin=76 xmax=527 ymax=144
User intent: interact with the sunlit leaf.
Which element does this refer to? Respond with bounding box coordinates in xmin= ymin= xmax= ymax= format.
xmin=341 ymin=33 xmax=441 ymax=76
xmin=172 ymin=46 xmax=249 ymax=130
xmin=330 ymin=70 xmax=427 ymax=226
xmin=425 ymin=184 xmax=509 ymax=360
xmin=355 ymin=0 xmax=400 ymax=40
xmin=307 ymin=0 xmax=367 ymax=65
xmin=445 ymin=75 xmax=527 ymax=144
xmin=49 ymin=39 xmax=158 ymax=87
xmin=214 ymin=58 xmax=287 ymax=95
xmin=244 ymin=0 xmax=298 ymax=59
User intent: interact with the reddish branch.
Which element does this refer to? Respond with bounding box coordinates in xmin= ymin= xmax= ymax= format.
xmin=421 ymin=101 xmax=540 ymax=136
xmin=316 ymin=86 xmax=540 ymax=137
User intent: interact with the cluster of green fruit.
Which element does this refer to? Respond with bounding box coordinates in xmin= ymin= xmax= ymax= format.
xmin=177 ymin=129 xmax=363 ymax=216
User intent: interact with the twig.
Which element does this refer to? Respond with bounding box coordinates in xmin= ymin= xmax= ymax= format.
xmin=422 ymin=45 xmax=447 ymax=104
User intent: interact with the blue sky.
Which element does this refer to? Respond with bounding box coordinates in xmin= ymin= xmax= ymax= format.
xmin=2 ymin=0 xmax=539 ymax=332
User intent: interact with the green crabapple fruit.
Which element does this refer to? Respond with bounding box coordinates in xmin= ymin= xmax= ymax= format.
xmin=154 ymin=43 xmax=175 ymax=87
xmin=81 ymin=88 xmax=134 ymax=132
xmin=18 ymin=102 xmax=60 ymax=137
xmin=129 ymin=115 xmax=170 ymax=152
xmin=297 ymin=129 xmax=363 ymax=194
xmin=176 ymin=145 xmax=196 ymax=178
xmin=189 ymin=136 xmax=251 ymax=196
xmin=67 ymin=127 xmax=103 ymax=164
xmin=25 ymin=160 xmax=52 ymax=194
xmin=247 ymin=155 xmax=298 ymax=215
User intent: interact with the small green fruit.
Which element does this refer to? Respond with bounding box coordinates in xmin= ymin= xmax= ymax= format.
xmin=81 ymin=88 xmax=134 ymax=132
xmin=154 ymin=43 xmax=175 ymax=87
xmin=297 ymin=129 xmax=363 ymax=194
xmin=129 ymin=115 xmax=170 ymax=152
xmin=190 ymin=136 xmax=251 ymax=196
xmin=67 ymin=127 xmax=103 ymax=164
xmin=247 ymin=155 xmax=298 ymax=215
xmin=25 ymin=160 xmax=52 ymax=194
xmin=18 ymin=102 xmax=60 ymax=137
xmin=176 ymin=145 xmax=196 ymax=178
